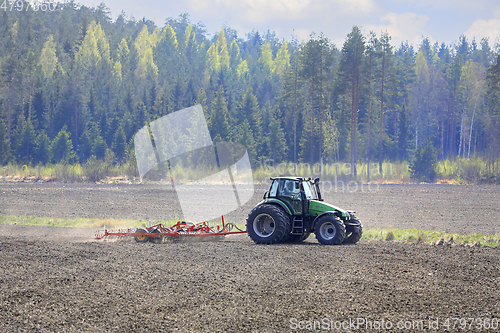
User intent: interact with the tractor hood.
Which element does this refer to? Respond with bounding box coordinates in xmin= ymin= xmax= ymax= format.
xmin=309 ymin=200 xmax=349 ymax=218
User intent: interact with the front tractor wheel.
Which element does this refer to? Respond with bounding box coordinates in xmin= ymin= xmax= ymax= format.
xmin=246 ymin=204 xmax=291 ymax=244
xmin=314 ymin=215 xmax=346 ymax=245
xmin=343 ymin=217 xmax=363 ymax=244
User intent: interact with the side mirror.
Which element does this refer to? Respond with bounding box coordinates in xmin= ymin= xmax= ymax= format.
xmin=295 ymin=182 xmax=300 ymax=189
xmin=314 ymin=177 xmax=320 ymax=184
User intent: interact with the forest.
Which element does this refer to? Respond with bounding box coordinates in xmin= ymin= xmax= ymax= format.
xmin=1 ymin=1 xmax=500 ymax=182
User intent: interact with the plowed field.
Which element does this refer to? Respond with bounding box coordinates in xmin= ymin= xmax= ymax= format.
xmin=1 ymin=183 xmax=499 ymax=332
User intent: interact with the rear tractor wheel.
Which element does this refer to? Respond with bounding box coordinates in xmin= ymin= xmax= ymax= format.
xmin=246 ymin=204 xmax=291 ymax=244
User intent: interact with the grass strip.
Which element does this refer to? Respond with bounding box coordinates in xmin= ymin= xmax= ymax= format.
xmin=362 ymin=228 xmax=500 ymax=247
xmin=0 ymin=215 xmax=150 ymax=229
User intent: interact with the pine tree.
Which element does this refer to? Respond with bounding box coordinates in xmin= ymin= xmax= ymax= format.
xmin=398 ymin=103 xmax=411 ymax=161
xmin=413 ymin=49 xmax=431 ymax=151
xmin=172 ymin=80 xmax=184 ymax=111
xmin=339 ymin=26 xmax=365 ymax=176
xmin=117 ymin=38 xmax=130 ymax=68
xmin=134 ymin=25 xmax=159 ymax=83
xmin=378 ymin=32 xmax=395 ymax=173
xmin=32 ymin=90 xmax=44 ymax=133
xmin=209 ymin=86 xmax=230 ymax=141
xmin=0 ymin=119 xmax=10 ymax=165
xmin=259 ymin=41 xmax=274 ymax=73
xmin=273 ymin=41 xmax=290 ymax=77
xmin=237 ymin=86 xmax=261 ymax=135
xmin=92 ymin=135 xmax=107 ymax=160
xmin=78 ymin=126 xmax=93 ymax=162
xmin=22 ymin=118 xmax=36 ymax=165
xmin=364 ymin=32 xmax=378 ymax=180
xmin=229 ymin=39 xmax=242 ymax=69
xmin=12 ymin=115 xmax=36 ymax=164
xmin=394 ymin=41 xmax=416 ymax=158
xmin=2 ymin=22 xmax=23 ymax=141
xmin=51 ymin=126 xmax=76 ymax=163
xmin=155 ymin=25 xmax=179 ymax=85
xmin=184 ymin=24 xmax=197 ymax=64
xmin=217 ymin=29 xmax=230 ymax=72
xmin=267 ymin=110 xmax=287 ymax=163
xmin=26 ymin=45 xmax=38 ymax=122
xmin=299 ymin=35 xmax=321 ymax=166
xmin=134 ymin=101 xmax=149 ymax=134
xmin=236 ymin=119 xmax=257 ymax=163
xmin=34 ymin=131 xmax=51 ymax=165
xmin=112 ymin=125 xmax=127 ymax=163
xmin=206 ymin=43 xmax=220 ymax=76
xmin=11 ymin=115 xmax=26 ymax=163
xmin=409 ymin=135 xmax=437 ymax=182
xmin=184 ymin=78 xmax=197 ymax=107
xmin=84 ymin=122 xmax=107 ymax=160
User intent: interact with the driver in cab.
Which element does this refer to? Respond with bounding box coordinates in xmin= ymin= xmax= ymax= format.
xmin=282 ymin=181 xmax=299 ymax=198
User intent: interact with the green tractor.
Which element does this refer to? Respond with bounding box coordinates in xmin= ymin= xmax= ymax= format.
xmin=246 ymin=177 xmax=363 ymax=245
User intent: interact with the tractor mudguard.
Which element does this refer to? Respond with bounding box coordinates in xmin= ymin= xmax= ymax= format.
xmin=308 ymin=200 xmax=349 ymax=218
xmin=344 ymin=219 xmax=362 ymax=227
xmin=259 ymin=198 xmax=293 ymax=216
xmin=312 ymin=211 xmax=343 ymax=229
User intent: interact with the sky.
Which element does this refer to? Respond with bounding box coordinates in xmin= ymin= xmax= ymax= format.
xmin=74 ymin=0 xmax=500 ymax=49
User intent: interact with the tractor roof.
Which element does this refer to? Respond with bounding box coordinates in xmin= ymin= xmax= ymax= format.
xmin=270 ymin=176 xmax=311 ymax=181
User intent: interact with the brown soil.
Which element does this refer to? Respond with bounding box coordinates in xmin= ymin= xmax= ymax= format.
xmin=1 ymin=183 xmax=499 ymax=332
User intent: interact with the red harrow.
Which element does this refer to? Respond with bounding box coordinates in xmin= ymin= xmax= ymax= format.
xmin=95 ymin=216 xmax=246 ymax=242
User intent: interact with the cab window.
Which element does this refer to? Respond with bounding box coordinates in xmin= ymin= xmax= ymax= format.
xmin=309 ymin=183 xmax=319 ymax=200
xmin=302 ymin=182 xmax=313 ymax=199
xmin=277 ymin=179 xmax=297 ymax=197
xmin=269 ymin=180 xmax=279 ymax=197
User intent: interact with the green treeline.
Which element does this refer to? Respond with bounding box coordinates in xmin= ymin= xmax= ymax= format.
xmin=1 ymin=2 xmax=500 ymax=181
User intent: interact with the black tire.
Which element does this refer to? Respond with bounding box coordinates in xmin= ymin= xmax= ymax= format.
xmin=343 ymin=217 xmax=363 ymax=244
xmin=134 ymin=227 xmax=150 ymax=243
xmin=314 ymin=215 xmax=346 ymax=245
xmin=284 ymin=232 xmax=311 ymax=243
xmin=246 ymin=204 xmax=291 ymax=244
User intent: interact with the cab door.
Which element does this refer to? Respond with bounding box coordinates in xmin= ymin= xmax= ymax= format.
xmin=276 ymin=179 xmax=302 ymax=215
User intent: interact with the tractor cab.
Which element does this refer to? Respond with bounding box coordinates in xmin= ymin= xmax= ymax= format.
xmin=265 ymin=177 xmax=323 ymax=216
xmin=268 ymin=177 xmax=302 ymax=215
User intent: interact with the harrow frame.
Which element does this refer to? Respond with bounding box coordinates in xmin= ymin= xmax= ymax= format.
xmin=95 ymin=216 xmax=246 ymax=241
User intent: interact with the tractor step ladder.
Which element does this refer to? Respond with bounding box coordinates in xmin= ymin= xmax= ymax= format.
xmin=292 ymin=216 xmax=304 ymax=234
